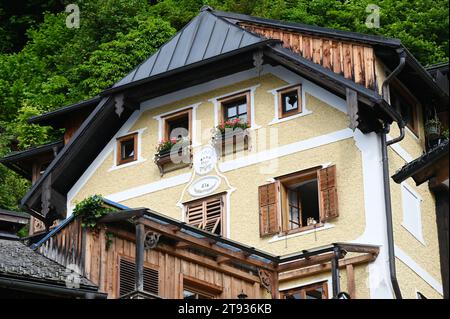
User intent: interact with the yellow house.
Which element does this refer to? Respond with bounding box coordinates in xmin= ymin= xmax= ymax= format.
xmin=1 ymin=7 xmax=447 ymax=299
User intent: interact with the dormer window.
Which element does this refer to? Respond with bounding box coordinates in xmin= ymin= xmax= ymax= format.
xmin=117 ymin=133 xmax=138 ymax=166
xmin=278 ymin=85 xmax=301 ymax=118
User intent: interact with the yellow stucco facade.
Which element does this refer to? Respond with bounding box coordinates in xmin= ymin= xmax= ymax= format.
xmin=69 ymin=68 xmax=443 ymax=299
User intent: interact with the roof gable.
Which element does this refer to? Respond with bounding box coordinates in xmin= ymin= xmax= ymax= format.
xmin=113 ymin=8 xmax=265 ymax=89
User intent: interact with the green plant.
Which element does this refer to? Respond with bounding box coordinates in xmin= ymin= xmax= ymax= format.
xmin=105 ymin=231 xmax=115 ymax=250
xmin=73 ymin=195 xmax=110 ymax=230
xmin=155 ymin=136 xmax=189 ymax=155
xmin=442 ymin=129 xmax=449 ymax=140
xmin=216 ymin=118 xmax=250 ymax=134
xmin=425 ymin=118 xmax=441 ymax=136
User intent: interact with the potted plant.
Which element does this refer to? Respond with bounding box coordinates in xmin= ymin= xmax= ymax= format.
xmin=154 ymin=137 xmax=190 ymax=175
xmin=212 ymin=118 xmax=250 ymax=155
xmin=425 ymin=118 xmax=441 ymax=138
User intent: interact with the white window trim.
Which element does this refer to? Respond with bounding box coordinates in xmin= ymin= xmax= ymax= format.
xmin=109 ymin=128 xmax=147 ymax=172
xmin=267 ymin=83 xmax=312 ymax=125
xmin=209 ymin=84 xmax=261 ymax=130
xmin=279 ymin=277 xmax=332 ymax=299
xmin=153 ymin=102 xmax=201 ymax=147
xmin=180 ymin=190 xmax=232 ymax=238
xmin=400 ymin=182 xmax=425 ymax=245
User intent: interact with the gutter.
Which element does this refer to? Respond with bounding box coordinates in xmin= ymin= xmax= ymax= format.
xmin=0 ymin=276 xmax=106 ymax=299
xmin=380 ymin=48 xmax=407 ymax=299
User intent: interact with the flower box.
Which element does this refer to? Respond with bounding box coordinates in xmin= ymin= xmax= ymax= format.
xmin=154 ymin=138 xmax=191 ymax=176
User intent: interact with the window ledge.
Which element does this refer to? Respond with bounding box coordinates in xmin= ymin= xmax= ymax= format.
xmin=268 ymin=223 xmax=334 ymax=243
xmin=401 ymin=223 xmax=426 ymax=246
xmin=108 ymin=158 xmax=147 ymax=172
xmin=268 ymin=110 xmax=313 ymax=126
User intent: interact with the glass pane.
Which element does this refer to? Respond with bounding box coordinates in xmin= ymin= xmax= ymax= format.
xmin=306 ymin=287 xmax=323 ymax=299
xmin=121 ymin=139 xmax=135 ymax=160
xmin=288 ymin=190 xmax=297 ymax=206
xmin=238 ymin=114 xmax=247 ymax=123
xmin=285 ymin=293 xmax=301 ymax=299
xmin=227 ymin=106 xmax=237 ymax=118
xmin=238 ymin=103 xmax=247 ymax=115
xmin=168 ymin=115 xmax=189 ymax=139
xmin=183 ymin=290 xmax=196 ymax=299
xmin=282 ymin=90 xmax=298 ymax=113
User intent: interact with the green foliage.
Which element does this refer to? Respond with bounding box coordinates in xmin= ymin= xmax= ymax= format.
xmin=0 ymin=0 xmax=448 ymax=211
xmin=73 ymin=195 xmax=109 ymax=230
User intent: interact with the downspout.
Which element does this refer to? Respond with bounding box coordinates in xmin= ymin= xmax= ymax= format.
xmin=380 ymin=48 xmax=406 ymax=299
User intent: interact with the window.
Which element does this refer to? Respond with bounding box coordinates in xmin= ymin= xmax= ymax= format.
xmin=163 ymin=109 xmax=191 ymax=141
xmin=185 ymin=194 xmax=225 ymax=236
xmin=183 ymin=276 xmax=221 ymax=299
xmin=259 ymin=165 xmax=338 ymax=237
xmin=117 ymin=133 xmax=138 ymax=165
xmin=281 ymin=281 xmax=329 ymax=299
xmin=278 ymin=85 xmax=301 ymax=118
xmin=389 ymin=81 xmax=420 ymax=136
xmin=220 ymin=91 xmax=250 ymax=125
xmin=119 ymin=258 xmax=159 ymax=297
xmin=401 ymin=183 xmax=423 ymax=242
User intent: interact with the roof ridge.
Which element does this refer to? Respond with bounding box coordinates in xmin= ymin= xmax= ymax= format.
xmin=213 ymin=9 xmax=402 ymax=47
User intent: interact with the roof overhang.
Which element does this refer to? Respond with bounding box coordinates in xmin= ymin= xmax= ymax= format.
xmin=0 ymin=140 xmax=63 ymax=180
xmin=392 ymin=140 xmax=449 ymax=186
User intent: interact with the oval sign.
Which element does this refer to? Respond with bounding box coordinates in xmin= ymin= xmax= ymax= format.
xmin=188 ymin=175 xmax=221 ymax=197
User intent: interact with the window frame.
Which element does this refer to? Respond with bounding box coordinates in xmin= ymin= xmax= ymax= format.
xmin=277 ymin=85 xmax=302 ymax=119
xmin=184 ymin=192 xmax=226 ymax=236
xmin=219 ymin=91 xmax=251 ymax=125
xmin=182 ymin=275 xmax=222 ymax=299
xmin=277 ymin=166 xmax=324 ymax=235
xmin=389 ymin=80 xmax=420 ymax=137
xmin=281 ymin=281 xmax=329 ymax=299
xmin=116 ymin=132 xmax=138 ymax=166
xmin=401 ymin=182 xmax=424 ymax=243
xmin=162 ymin=108 xmax=192 ymax=142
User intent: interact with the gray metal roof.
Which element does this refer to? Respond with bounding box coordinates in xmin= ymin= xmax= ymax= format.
xmin=113 ymin=8 xmax=265 ymax=89
xmin=0 ymin=239 xmax=97 ymax=289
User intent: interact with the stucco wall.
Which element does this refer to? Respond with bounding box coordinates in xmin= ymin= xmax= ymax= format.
xmin=69 ymin=68 xmax=442 ymax=298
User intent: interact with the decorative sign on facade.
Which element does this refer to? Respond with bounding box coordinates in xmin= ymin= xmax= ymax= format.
xmin=188 ymin=175 xmax=221 ymax=197
xmin=193 ymin=145 xmax=217 ymax=175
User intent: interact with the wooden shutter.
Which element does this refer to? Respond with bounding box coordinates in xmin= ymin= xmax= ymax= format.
xmin=258 ymin=182 xmax=280 ymax=236
xmin=119 ymin=258 xmax=159 ymax=296
xmin=186 ymin=195 xmax=223 ymax=235
xmin=317 ymin=165 xmax=339 ymax=221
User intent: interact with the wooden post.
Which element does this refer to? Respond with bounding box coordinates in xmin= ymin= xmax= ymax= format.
xmin=271 ymin=271 xmax=279 ymax=299
xmin=346 ymin=264 xmax=356 ymax=299
xmin=135 ymin=222 xmax=145 ymax=292
xmin=331 ymin=246 xmax=341 ymax=298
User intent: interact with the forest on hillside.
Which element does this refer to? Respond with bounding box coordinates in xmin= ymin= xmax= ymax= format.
xmin=0 ymin=0 xmax=449 ymax=211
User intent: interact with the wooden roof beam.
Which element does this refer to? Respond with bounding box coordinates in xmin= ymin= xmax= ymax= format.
xmin=139 ymin=217 xmax=275 ymax=271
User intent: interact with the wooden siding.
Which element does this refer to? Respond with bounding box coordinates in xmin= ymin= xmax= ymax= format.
xmin=39 ymin=220 xmax=265 ymax=299
xmin=38 ymin=217 xmax=85 ymax=273
xmin=239 ymin=23 xmax=377 ymax=90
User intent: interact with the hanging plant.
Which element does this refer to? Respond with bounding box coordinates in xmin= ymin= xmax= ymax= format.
xmin=425 ymin=118 xmax=441 ymax=137
xmin=73 ymin=195 xmax=110 ymax=230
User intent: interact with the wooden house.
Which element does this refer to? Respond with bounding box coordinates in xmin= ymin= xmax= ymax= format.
xmin=0 ymin=7 xmax=448 ymax=299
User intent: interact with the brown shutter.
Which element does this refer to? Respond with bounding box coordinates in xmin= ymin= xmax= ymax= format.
xmin=317 ymin=165 xmax=339 ymax=221
xmin=258 ymin=182 xmax=279 ymax=236
xmin=119 ymin=258 xmax=159 ymax=296
xmin=186 ymin=195 xmax=223 ymax=235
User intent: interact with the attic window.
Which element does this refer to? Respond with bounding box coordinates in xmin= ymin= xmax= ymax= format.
xmin=278 ymin=85 xmax=301 ymax=118
xmin=117 ymin=133 xmax=138 ymax=165
xmin=282 ymin=281 xmax=329 ymax=299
